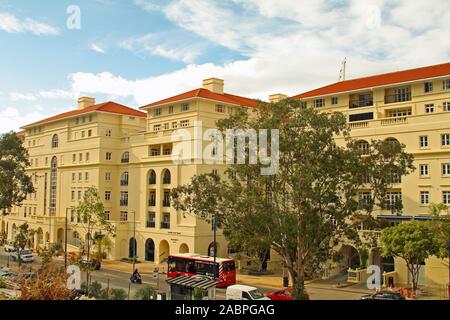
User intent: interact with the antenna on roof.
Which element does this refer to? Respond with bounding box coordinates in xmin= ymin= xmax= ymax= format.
xmin=339 ymin=57 xmax=347 ymax=82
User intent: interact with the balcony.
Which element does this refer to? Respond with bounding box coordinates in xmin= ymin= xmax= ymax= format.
xmin=349 ymin=98 xmax=373 ymax=109
xmin=120 ymin=180 xmax=129 ymax=186
xmin=120 ymin=200 xmax=128 ymax=206
xmin=146 ymin=221 xmax=155 ymax=228
xmin=380 ymin=117 xmax=408 ymax=126
xmin=160 ymin=221 xmax=170 ymax=229
xmin=384 ymin=93 xmax=411 ymax=104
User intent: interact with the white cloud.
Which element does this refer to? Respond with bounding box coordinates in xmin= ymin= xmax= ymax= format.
xmin=0 ymin=107 xmax=46 ymax=133
xmin=133 ymin=0 xmax=163 ymax=12
xmin=7 ymin=90 xmax=76 ymax=102
xmin=120 ymin=33 xmax=202 ymax=63
xmin=0 ymin=12 xmax=60 ymax=35
xmin=90 ymin=44 xmax=106 ymax=54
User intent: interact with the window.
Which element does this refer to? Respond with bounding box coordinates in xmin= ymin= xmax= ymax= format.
xmin=356 ymin=140 xmax=370 ymax=155
xmin=120 ymin=191 xmax=128 ymax=206
xmin=349 ymin=112 xmax=374 ymax=122
xmin=121 ymin=152 xmax=130 ymax=163
xmin=51 ymin=134 xmax=59 ymax=148
xmin=147 ymin=212 xmax=156 ymax=228
xmin=85 ymin=172 xmax=89 ymax=181
xmin=78 ymin=172 xmax=82 ymax=182
xmin=73 ymin=154 xmax=76 ymax=163
xmin=106 ymin=130 xmax=112 ymax=137
xmin=181 ymin=104 xmax=190 ymax=112
xmin=313 ymin=99 xmax=325 ymax=108
xmin=212 ymin=169 xmax=218 ymax=175
xmin=81 ymin=131 xmax=85 ymax=138
xmin=149 ymin=170 xmax=157 ymax=185
xmin=79 ymin=153 xmax=83 ymax=162
xmin=442 ymin=163 xmax=450 ymax=176
xmin=443 ymin=191 xmax=450 ymax=204
xmin=88 ymin=130 xmax=92 ymax=137
xmin=104 ymin=211 xmax=110 ymax=221
xmin=78 ymin=191 xmax=82 ymax=200
xmin=424 ymin=81 xmax=433 ymax=93
xmin=419 ymin=164 xmax=429 ymax=177
xmin=168 ymin=105 xmax=174 ymax=114
xmin=163 ymin=170 xmax=171 ymax=184
xmin=163 ymin=191 xmax=170 ymax=207
xmin=358 ymin=192 xmax=371 ymax=209
xmin=120 ymin=211 xmax=128 ymax=221
xmin=163 ymin=147 xmax=172 ymax=155
xmin=419 ymin=136 xmax=428 ymax=148
xmin=71 ymin=191 xmax=75 ymax=201
xmin=72 ymin=173 xmax=76 ymax=182
xmin=121 ymin=171 xmax=129 ymax=186
xmin=106 ymin=152 xmax=112 ymax=160
xmin=153 ymin=124 xmax=161 ymax=132
xmin=382 ymin=192 xmax=402 ymax=210
xmin=331 ymin=97 xmax=338 ymax=105
xmin=441 ymin=134 xmax=450 ymax=147
xmin=86 ymin=152 xmax=90 ymax=162
xmin=105 ymin=172 xmax=112 ymax=181
xmin=425 ymin=104 xmax=435 ymax=113
xmin=444 ymin=102 xmax=450 ymax=111
xmin=388 ymin=109 xmax=411 ymax=117
xmin=150 ymin=148 xmax=160 ymax=157
xmin=216 ymin=104 xmax=225 ymax=113
xmin=105 ymin=191 xmax=111 ymax=201
xmin=172 ymin=122 xmax=178 ymax=129
xmin=154 ymin=108 xmax=162 ymax=116
xmin=420 ymin=191 xmax=429 ymax=205
xmin=161 ymin=212 xmax=170 ymax=229
xmin=443 ymin=79 xmax=450 ymax=90
xmin=180 ymin=120 xmax=189 ymax=128
xmin=89 ymin=115 xmax=93 ymax=122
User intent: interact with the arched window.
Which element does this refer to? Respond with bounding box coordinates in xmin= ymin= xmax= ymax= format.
xmin=163 ymin=170 xmax=171 ymax=185
xmin=121 ymin=171 xmax=129 ymax=186
xmin=49 ymin=157 xmax=58 ymax=216
xmin=385 ymin=137 xmax=400 ymax=145
xmin=356 ymin=140 xmax=370 ymax=155
xmin=52 ymin=134 xmax=59 ymax=148
xmin=148 ymin=170 xmax=156 ymax=185
xmin=121 ymin=152 xmax=130 ymax=163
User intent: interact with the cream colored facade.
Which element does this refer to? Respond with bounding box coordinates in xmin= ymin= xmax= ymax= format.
xmin=296 ymin=72 xmax=450 ymax=289
xmin=0 ymin=66 xmax=449 ymax=290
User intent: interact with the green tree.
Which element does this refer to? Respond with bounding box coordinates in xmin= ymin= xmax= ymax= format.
xmin=381 ymin=221 xmax=441 ymax=292
xmin=172 ymin=99 xmax=414 ymax=300
xmin=93 ymin=234 xmax=113 ymax=260
xmin=12 ymin=223 xmax=34 ymax=267
xmin=109 ymin=288 xmax=127 ymax=300
xmin=134 ymin=285 xmax=155 ymax=300
xmin=74 ymin=187 xmax=115 ymax=295
xmin=0 ymin=131 xmax=34 ymax=213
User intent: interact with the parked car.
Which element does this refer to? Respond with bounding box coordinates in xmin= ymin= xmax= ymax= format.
xmin=80 ymin=258 xmax=101 ymax=270
xmin=361 ymin=291 xmax=406 ymax=300
xmin=265 ymin=288 xmax=293 ymax=300
xmin=9 ymin=249 xmax=34 ymax=263
xmin=226 ymin=285 xmax=270 ymax=300
xmin=4 ymin=245 xmax=15 ymax=253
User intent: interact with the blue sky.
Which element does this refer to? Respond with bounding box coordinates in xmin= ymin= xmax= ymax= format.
xmin=1 ymin=0 xmax=449 ymax=132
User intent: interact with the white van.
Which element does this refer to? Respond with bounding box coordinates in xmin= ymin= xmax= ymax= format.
xmin=226 ymin=285 xmax=270 ymax=300
xmin=9 ymin=249 xmax=34 ymax=263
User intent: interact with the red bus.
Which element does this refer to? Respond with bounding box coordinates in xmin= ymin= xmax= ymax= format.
xmin=167 ymin=253 xmax=236 ymax=287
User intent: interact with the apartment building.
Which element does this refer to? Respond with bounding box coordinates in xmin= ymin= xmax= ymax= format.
xmin=0 ymin=78 xmax=257 ymax=265
xmin=292 ymin=62 xmax=450 ymax=288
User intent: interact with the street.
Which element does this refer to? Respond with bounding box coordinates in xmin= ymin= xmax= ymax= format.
xmin=0 ymin=249 xmax=366 ymax=300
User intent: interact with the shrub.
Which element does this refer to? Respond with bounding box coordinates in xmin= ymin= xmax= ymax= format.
xmin=89 ymin=281 xmax=103 ymax=298
xmin=110 ymin=288 xmax=127 ymax=300
xmin=0 ymin=276 xmax=6 ymax=289
xmin=134 ymin=285 xmax=155 ymax=300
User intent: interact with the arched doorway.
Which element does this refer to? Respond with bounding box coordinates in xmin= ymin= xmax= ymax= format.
xmin=339 ymin=245 xmax=360 ymax=271
xmin=208 ymin=242 xmax=219 ymax=257
xmin=179 ymin=243 xmax=189 ymax=254
xmin=159 ymin=240 xmax=170 ymax=263
xmin=129 ymin=237 xmax=137 ymax=259
xmin=57 ymin=228 xmax=64 ymax=246
xmin=145 ymin=239 xmax=155 ymax=262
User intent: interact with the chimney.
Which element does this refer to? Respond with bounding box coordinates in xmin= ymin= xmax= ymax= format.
xmin=269 ymin=93 xmax=288 ymax=103
xmin=202 ymin=78 xmax=224 ymax=94
xmin=77 ymin=97 xmax=96 ymax=110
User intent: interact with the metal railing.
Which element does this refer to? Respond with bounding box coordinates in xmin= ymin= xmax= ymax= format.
xmin=148 ymin=200 xmax=156 ymax=207
xmin=146 ymin=221 xmax=155 ymax=228
xmin=384 ymin=93 xmax=411 ymax=104
xmin=160 ymin=222 xmax=170 ymax=229
xmin=120 ymin=180 xmax=129 ymax=186
xmin=349 ymin=98 xmax=373 ymax=109
xmin=120 ymin=200 xmax=128 ymax=206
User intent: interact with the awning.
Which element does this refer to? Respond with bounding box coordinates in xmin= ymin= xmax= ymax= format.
xmin=166 ymin=276 xmax=218 ymax=290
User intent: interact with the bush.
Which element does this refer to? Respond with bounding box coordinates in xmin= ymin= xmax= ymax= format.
xmin=89 ymin=281 xmax=103 ymax=298
xmin=134 ymin=285 xmax=155 ymax=300
xmin=49 ymin=243 xmax=62 ymax=256
xmin=110 ymin=288 xmax=127 ymax=300
xmin=0 ymin=276 xmax=6 ymax=289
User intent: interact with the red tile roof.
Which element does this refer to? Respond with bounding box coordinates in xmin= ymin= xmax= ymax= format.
xmin=140 ymin=88 xmax=258 ymax=109
xmin=293 ymin=62 xmax=450 ymax=99
xmin=22 ymin=101 xmax=146 ymax=128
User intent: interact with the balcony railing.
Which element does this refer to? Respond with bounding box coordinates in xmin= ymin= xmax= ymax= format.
xmin=121 ymin=158 xmax=129 ymax=163
xmin=384 ymin=93 xmax=411 ymax=104
xmin=120 ymin=200 xmax=128 ymax=206
xmin=160 ymin=221 xmax=170 ymax=229
xmin=163 ymin=201 xmax=170 ymax=208
xmin=380 ymin=117 xmax=408 ymax=126
xmin=349 ymin=98 xmax=373 ymax=109
xmin=146 ymin=221 xmax=155 ymax=228
xmin=120 ymin=180 xmax=129 ymax=186
xmin=148 ymin=199 xmax=156 ymax=207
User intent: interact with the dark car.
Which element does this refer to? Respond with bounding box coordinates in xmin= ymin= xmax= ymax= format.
xmin=361 ymin=291 xmax=406 ymax=300
xmin=80 ymin=258 xmax=101 ymax=270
